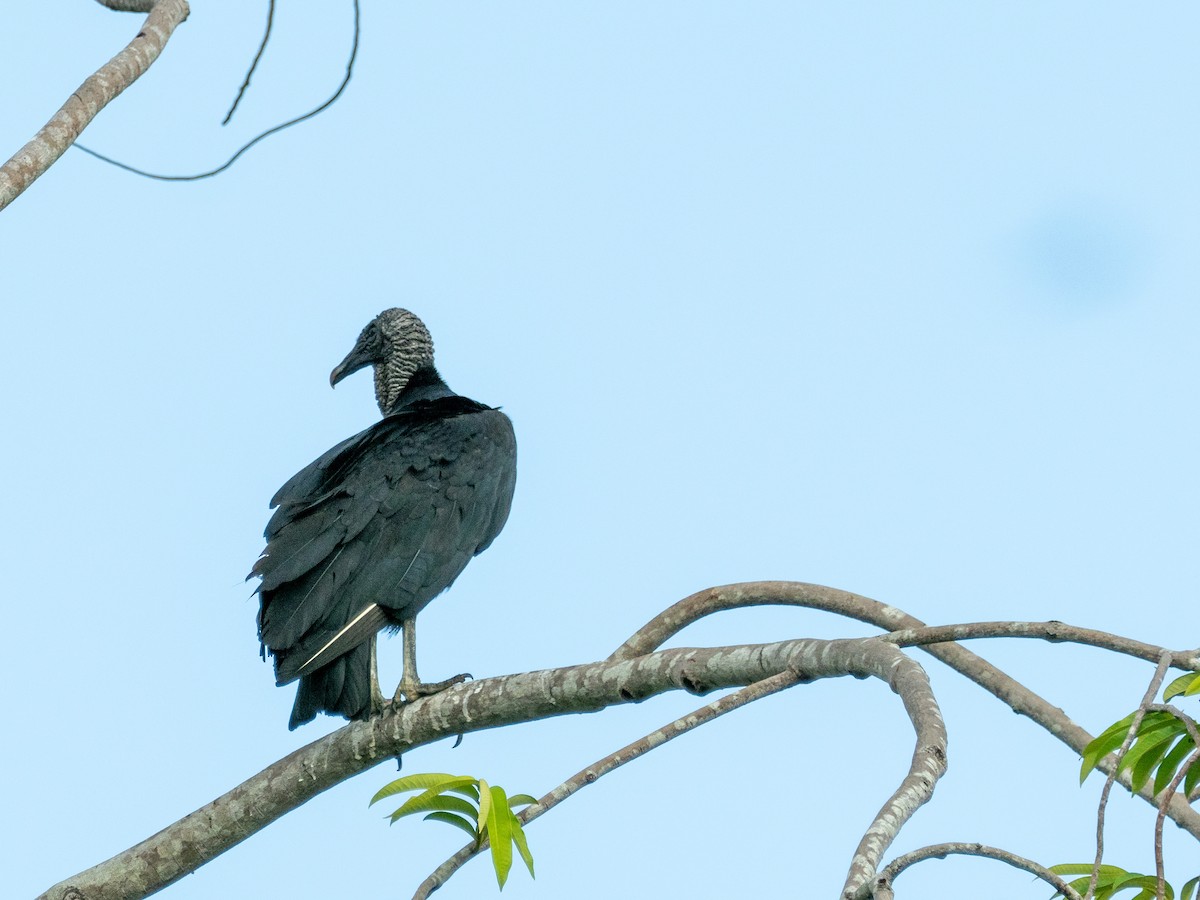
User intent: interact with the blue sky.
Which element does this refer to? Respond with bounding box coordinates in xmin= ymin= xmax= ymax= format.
xmin=4 ymin=3 xmax=1198 ymax=898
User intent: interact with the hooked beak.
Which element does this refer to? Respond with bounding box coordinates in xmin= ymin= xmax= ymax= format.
xmin=330 ymin=343 xmax=375 ymax=388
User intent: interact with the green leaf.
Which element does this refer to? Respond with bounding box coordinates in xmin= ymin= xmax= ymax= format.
xmin=1165 ymin=673 xmax=1198 ymax=702
xmin=509 ymin=808 xmax=536 ymax=879
xmin=389 ymin=788 xmax=473 ymax=823
xmin=476 ymin=778 xmax=492 ymax=837
xmin=1081 ymin=712 xmax=1177 ymax=783
xmin=1082 ymin=715 xmax=1138 ymax=781
xmin=1180 ymin=875 xmax=1200 ymax=900
xmin=1050 ymin=864 xmax=1176 ymax=900
xmin=390 ymin=794 xmax=478 ymax=823
xmin=428 ymin=795 xmax=479 ymax=818
xmin=1186 ymin=677 xmax=1200 ymax=697
xmin=507 ymin=794 xmax=538 ymax=808
xmin=1128 ymin=729 xmax=1184 ymax=791
xmin=370 ymin=774 xmax=478 ymax=806
xmin=1052 ymin=863 xmax=1124 ymax=876
xmin=1115 ymin=720 xmax=1184 ymax=775
xmin=486 ymin=785 xmax=513 ymax=889
xmin=447 ymin=783 xmax=481 ymax=803
xmin=423 ymin=811 xmax=480 ymax=841
xmin=1116 ymin=875 xmax=1173 ymax=900
xmin=1154 ymin=733 xmax=1196 ymax=795
xmin=1185 ymin=757 xmax=1200 ymax=797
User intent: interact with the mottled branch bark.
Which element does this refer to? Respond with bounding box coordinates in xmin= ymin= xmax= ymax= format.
xmin=40 ymin=636 xmax=919 ymax=900
xmin=0 ymin=0 xmax=189 ymax=212
xmin=838 ymin=643 xmax=947 ymax=899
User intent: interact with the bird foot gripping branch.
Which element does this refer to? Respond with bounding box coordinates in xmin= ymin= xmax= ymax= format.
xmin=393 ymin=672 xmax=474 ymax=706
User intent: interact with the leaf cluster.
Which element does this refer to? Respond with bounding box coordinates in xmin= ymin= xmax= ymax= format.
xmin=370 ymin=773 xmax=536 ymax=890
xmin=1079 ymin=674 xmax=1200 ymax=797
xmin=1049 ymin=864 xmax=1200 ymax=900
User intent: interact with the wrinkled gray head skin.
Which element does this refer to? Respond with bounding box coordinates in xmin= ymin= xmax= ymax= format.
xmin=329 ymin=308 xmax=435 ymax=414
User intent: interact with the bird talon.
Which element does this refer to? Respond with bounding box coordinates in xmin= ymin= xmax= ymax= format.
xmin=392 ymin=673 xmax=472 ymax=705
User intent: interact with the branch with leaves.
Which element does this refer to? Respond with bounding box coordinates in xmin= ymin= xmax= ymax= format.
xmin=35 ymin=582 xmax=1200 ymax=900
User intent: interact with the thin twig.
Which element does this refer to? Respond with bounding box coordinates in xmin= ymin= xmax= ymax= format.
xmin=1087 ymin=651 xmax=1172 ymax=900
xmin=74 ymin=0 xmax=359 ymax=181
xmin=0 ymin=0 xmax=190 ymax=211
xmin=880 ymin=621 xmax=1198 ymax=668
xmin=411 ymin=671 xmax=803 ymax=898
xmin=222 ymin=0 xmax=276 ymax=125
xmin=872 ymin=842 xmax=1083 ymax=900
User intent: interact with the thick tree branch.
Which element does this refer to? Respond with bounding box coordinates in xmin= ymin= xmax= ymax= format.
xmin=839 ymin=645 xmax=948 ymax=899
xmin=414 ymin=670 xmax=803 ymax=897
xmin=872 ymin=842 xmax=1084 ymax=900
xmin=40 ymin=635 xmax=932 ymax=900
xmin=618 ymin=582 xmax=1200 ymax=843
xmin=0 ymin=0 xmax=190 ymax=212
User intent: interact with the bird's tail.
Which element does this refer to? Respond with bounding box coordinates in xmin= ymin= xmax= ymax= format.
xmin=288 ymin=639 xmax=374 ymax=730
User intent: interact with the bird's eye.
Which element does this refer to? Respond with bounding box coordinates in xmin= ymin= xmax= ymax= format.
xmin=359 ymin=323 xmax=380 ymax=348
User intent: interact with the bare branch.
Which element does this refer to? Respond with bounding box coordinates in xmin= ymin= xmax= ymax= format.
xmin=616 ymin=582 xmax=1200 ymax=841
xmin=0 ymin=0 xmax=190 ymax=212
xmin=1086 ymin=651 xmax=1172 ymax=900
xmin=75 ymin=0 xmax=360 ymax=181
xmin=839 ymin=645 xmax=948 ymax=898
xmin=881 ymin=621 xmax=1199 ymax=669
xmin=413 ymin=670 xmax=803 ymax=898
xmin=872 ymin=842 xmax=1083 ymax=900
xmin=38 ymin=635 xmax=912 ymax=900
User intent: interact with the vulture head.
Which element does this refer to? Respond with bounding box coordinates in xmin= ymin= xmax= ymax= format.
xmin=330 ymin=308 xmax=435 ymax=414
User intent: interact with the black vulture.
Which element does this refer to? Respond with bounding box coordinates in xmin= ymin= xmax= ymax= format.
xmin=251 ymin=308 xmax=517 ymax=729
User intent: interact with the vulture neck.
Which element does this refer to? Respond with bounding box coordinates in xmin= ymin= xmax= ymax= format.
xmin=380 ymin=365 xmax=455 ymax=416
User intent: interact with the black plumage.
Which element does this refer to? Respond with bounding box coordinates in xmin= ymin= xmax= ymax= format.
xmin=252 ymin=309 xmax=516 ymax=729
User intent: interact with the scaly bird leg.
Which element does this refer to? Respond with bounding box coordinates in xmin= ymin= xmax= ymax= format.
xmin=392 ymin=614 xmax=471 ymax=705
xmin=368 ymin=635 xmax=385 ymax=717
